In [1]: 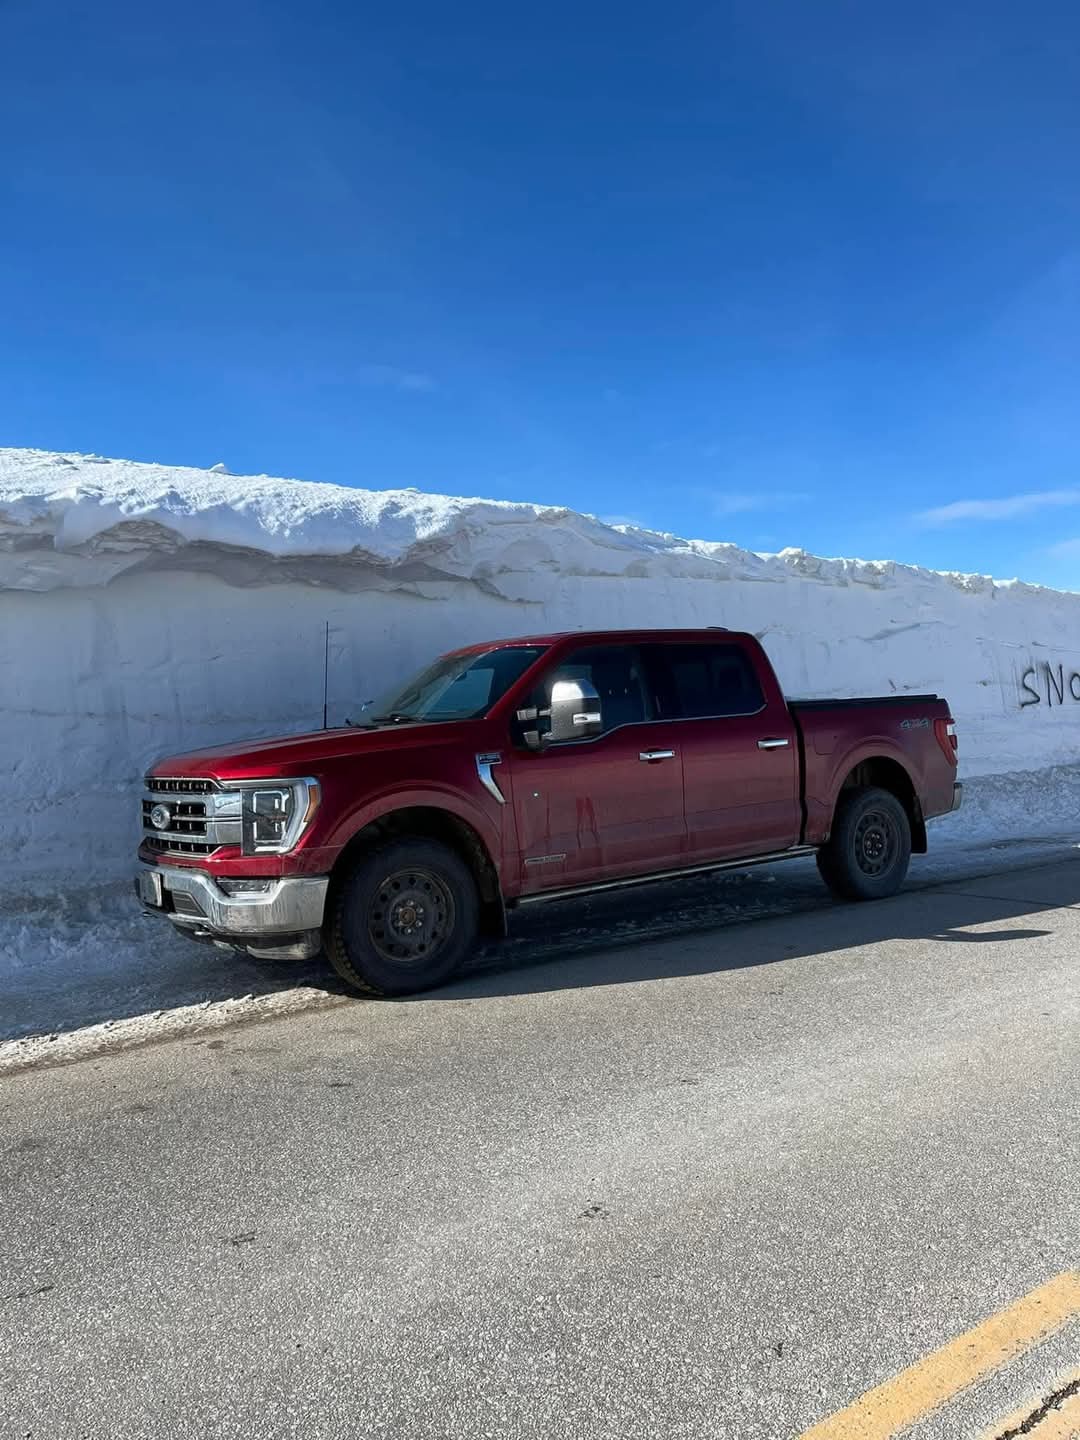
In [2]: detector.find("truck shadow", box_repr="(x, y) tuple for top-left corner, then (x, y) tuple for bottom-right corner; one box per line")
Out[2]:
(3, 863), (823, 1042)
(427, 855), (1079, 1000)
(3, 850), (1076, 1045)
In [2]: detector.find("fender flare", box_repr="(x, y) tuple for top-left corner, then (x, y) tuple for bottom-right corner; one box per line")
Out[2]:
(815, 740), (925, 850)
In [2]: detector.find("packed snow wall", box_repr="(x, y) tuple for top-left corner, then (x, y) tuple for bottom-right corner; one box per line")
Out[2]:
(3, 448), (1080, 894)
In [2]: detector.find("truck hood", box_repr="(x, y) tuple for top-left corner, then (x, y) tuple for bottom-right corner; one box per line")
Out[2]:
(150, 719), (484, 782)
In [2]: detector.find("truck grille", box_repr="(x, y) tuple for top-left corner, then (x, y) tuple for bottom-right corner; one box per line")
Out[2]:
(143, 835), (219, 857)
(141, 777), (242, 856)
(145, 777), (217, 795)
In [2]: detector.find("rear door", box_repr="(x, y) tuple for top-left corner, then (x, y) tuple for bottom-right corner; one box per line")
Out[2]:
(508, 643), (687, 893)
(642, 640), (800, 861)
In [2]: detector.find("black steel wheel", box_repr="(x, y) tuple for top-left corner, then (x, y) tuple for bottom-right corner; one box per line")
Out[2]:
(366, 865), (456, 967)
(325, 838), (479, 996)
(853, 807), (898, 878)
(817, 786), (912, 901)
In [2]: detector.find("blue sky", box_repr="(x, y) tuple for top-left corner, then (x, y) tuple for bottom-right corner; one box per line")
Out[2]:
(2, 1), (1079, 585)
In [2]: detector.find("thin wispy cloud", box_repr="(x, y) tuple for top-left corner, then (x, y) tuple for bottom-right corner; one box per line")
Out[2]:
(357, 363), (436, 393)
(711, 490), (810, 517)
(1047, 536), (1080, 558)
(917, 489), (1080, 526)
(601, 512), (649, 529)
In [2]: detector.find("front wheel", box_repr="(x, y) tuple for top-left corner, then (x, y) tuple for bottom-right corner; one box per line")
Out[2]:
(324, 838), (479, 996)
(816, 786), (912, 902)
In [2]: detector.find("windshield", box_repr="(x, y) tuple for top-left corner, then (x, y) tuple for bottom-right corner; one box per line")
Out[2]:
(366, 645), (547, 724)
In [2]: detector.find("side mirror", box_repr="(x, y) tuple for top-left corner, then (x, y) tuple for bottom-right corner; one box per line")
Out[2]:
(546, 678), (603, 744)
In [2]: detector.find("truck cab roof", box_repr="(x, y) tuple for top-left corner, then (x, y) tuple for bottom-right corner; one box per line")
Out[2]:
(447, 627), (736, 655)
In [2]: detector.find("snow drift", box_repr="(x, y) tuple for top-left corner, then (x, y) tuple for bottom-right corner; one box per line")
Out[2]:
(3, 446), (1080, 896)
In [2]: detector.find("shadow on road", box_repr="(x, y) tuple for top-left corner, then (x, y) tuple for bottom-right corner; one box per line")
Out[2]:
(3, 848), (1078, 1043)
(420, 856), (1080, 1000)
(931, 926), (1051, 943)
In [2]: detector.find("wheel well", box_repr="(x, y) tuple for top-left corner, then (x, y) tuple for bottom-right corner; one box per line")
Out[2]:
(328, 807), (507, 937)
(839, 758), (927, 853)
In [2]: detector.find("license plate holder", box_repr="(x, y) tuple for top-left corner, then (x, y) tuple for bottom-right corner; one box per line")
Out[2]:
(138, 869), (164, 908)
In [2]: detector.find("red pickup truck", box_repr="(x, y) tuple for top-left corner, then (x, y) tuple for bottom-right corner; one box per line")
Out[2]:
(137, 629), (961, 995)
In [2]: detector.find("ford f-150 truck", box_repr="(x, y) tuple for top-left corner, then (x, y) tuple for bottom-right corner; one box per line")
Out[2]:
(137, 629), (961, 995)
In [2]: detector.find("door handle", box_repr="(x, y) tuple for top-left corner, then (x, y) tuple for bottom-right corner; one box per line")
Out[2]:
(639, 749), (676, 762)
(757, 737), (790, 750)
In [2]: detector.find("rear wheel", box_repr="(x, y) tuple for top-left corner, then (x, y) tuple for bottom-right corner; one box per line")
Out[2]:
(324, 838), (479, 996)
(817, 786), (912, 901)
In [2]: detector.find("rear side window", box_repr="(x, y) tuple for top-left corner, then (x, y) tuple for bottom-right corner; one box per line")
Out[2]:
(649, 643), (764, 719)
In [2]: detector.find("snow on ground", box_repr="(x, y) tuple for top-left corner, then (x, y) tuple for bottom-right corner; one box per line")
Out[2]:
(3, 446), (1080, 1064)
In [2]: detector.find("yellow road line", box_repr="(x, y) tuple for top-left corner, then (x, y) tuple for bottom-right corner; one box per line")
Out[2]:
(982, 1372), (1080, 1439)
(798, 1271), (1080, 1440)
(1013, 1388), (1080, 1440)
(1028, 1389), (1080, 1439)
(1042, 1393), (1080, 1440)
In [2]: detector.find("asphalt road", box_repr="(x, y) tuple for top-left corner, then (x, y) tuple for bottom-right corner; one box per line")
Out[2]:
(2, 859), (1079, 1439)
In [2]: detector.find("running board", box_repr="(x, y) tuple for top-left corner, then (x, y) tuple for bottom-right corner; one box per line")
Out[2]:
(511, 846), (817, 907)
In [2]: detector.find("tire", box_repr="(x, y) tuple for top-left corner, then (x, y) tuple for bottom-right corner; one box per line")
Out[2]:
(324, 838), (479, 996)
(816, 786), (912, 902)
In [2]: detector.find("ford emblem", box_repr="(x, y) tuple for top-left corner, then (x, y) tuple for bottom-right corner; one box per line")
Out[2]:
(149, 803), (172, 831)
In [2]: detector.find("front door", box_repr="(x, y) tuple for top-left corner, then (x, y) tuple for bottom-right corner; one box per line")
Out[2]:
(508, 644), (687, 893)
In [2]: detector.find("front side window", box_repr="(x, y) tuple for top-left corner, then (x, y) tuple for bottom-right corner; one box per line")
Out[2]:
(535, 644), (651, 736)
(368, 645), (547, 723)
(648, 643), (764, 719)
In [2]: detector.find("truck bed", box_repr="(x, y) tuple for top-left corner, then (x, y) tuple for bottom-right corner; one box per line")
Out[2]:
(788, 691), (957, 848)
(789, 694), (939, 711)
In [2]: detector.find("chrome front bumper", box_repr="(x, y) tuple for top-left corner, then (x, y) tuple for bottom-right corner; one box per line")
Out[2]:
(951, 782), (964, 812)
(137, 864), (328, 955)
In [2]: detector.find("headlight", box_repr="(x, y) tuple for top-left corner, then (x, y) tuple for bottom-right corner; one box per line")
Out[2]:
(240, 779), (320, 855)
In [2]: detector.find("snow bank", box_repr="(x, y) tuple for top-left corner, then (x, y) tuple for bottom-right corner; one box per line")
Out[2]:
(3, 446), (1080, 895)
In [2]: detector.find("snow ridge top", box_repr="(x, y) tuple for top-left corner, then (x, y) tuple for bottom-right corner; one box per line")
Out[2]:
(0, 446), (1065, 600)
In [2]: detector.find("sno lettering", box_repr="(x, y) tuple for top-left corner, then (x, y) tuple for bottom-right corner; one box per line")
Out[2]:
(1019, 662), (1080, 709)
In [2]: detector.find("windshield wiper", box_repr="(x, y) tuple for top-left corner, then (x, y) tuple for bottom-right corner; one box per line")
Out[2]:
(370, 711), (420, 724)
